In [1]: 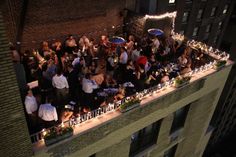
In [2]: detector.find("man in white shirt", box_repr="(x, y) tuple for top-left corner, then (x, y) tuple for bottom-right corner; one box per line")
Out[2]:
(24, 89), (38, 132)
(82, 73), (98, 94)
(52, 69), (69, 106)
(38, 99), (58, 128)
(82, 73), (99, 109)
(119, 47), (128, 64)
(25, 89), (38, 115)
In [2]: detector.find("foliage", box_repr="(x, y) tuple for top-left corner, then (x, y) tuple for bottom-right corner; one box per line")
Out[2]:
(120, 98), (141, 110)
(174, 76), (191, 86)
(44, 126), (73, 141)
(215, 60), (226, 67)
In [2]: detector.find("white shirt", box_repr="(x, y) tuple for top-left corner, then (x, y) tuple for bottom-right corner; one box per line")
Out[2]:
(52, 74), (69, 89)
(24, 95), (38, 114)
(82, 78), (98, 93)
(38, 103), (58, 121)
(119, 51), (128, 64)
(72, 57), (80, 67)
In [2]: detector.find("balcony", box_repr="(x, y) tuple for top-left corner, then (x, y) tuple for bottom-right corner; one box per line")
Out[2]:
(29, 33), (232, 154)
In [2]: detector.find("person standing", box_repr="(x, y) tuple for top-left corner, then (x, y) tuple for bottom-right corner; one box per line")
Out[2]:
(52, 68), (69, 106)
(24, 89), (38, 133)
(82, 73), (99, 110)
(38, 98), (58, 128)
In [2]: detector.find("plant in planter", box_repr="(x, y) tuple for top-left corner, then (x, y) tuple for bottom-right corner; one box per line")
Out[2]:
(214, 60), (226, 70)
(44, 126), (73, 146)
(120, 98), (141, 113)
(174, 76), (191, 88)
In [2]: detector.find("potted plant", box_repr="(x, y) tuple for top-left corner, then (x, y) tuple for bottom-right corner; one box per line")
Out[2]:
(214, 60), (226, 70)
(44, 126), (73, 146)
(174, 76), (191, 88)
(120, 98), (141, 113)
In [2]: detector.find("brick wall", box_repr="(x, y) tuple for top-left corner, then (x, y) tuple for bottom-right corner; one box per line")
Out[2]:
(0, 0), (24, 43)
(20, 0), (125, 50)
(0, 12), (33, 157)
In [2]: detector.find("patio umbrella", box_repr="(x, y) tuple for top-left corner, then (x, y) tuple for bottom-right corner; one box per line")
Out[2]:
(109, 36), (126, 45)
(148, 28), (164, 36)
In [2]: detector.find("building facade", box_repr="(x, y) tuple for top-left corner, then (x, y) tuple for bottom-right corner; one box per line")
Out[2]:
(204, 3), (236, 156)
(126, 0), (235, 48)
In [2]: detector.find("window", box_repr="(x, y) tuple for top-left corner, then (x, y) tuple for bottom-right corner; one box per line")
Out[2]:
(170, 105), (190, 134)
(213, 35), (219, 44)
(179, 30), (185, 35)
(169, 0), (175, 4)
(136, 0), (157, 14)
(186, 0), (192, 3)
(164, 144), (178, 157)
(197, 9), (204, 20)
(210, 7), (216, 17)
(218, 21), (223, 30)
(206, 24), (212, 33)
(129, 120), (162, 157)
(203, 33), (209, 43)
(182, 12), (189, 23)
(223, 5), (229, 14)
(192, 27), (199, 37)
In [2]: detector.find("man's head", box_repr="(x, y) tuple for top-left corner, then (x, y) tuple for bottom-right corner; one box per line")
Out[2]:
(121, 47), (126, 53)
(27, 89), (33, 96)
(56, 68), (62, 76)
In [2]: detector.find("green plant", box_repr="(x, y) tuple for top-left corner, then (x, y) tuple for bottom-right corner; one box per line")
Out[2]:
(120, 98), (141, 110)
(44, 126), (73, 141)
(215, 60), (226, 67)
(174, 76), (191, 85)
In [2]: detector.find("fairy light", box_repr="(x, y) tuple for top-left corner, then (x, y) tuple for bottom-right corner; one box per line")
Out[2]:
(145, 11), (177, 34)
(61, 122), (65, 128)
(42, 129), (47, 136)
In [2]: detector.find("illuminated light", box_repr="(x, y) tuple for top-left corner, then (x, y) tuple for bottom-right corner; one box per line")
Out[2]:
(42, 129), (47, 136)
(144, 11), (177, 34)
(61, 122), (65, 128)
(112, 25), (115, 29)
(87, 112), (92, 119)
(144, 11), (177, 20)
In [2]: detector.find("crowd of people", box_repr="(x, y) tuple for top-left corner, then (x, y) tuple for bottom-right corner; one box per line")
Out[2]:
(10, 32), (212, 134)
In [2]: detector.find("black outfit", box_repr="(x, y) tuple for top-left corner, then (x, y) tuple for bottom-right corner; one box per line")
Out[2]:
(124, 68), (135, 83)
(136, 71), (146, 92)
(67, 69), (79, 101)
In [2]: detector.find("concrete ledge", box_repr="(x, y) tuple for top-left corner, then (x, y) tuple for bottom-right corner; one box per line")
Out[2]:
(45, 78), (205, 156)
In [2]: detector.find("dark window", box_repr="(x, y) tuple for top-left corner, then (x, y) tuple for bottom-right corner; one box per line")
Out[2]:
(135, 0), (157, 14)
(129, 120), (162, 157)
(179, 30), (185, 35)
(182, 12), (190, 23)
(213, 35), (219, 44)
(223, 4), (229, 14)
(170, 105), (190, 134)
(164, 144), (178, 157)
(218, 21), (223, 30)
(210, 7), (217, 17)
(206, 24), (212, 33)
(89, 154), (96, 157)
(197, 9), (204, 20)
(186, 0), (193, 3)
(192, 27), (199, 37)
